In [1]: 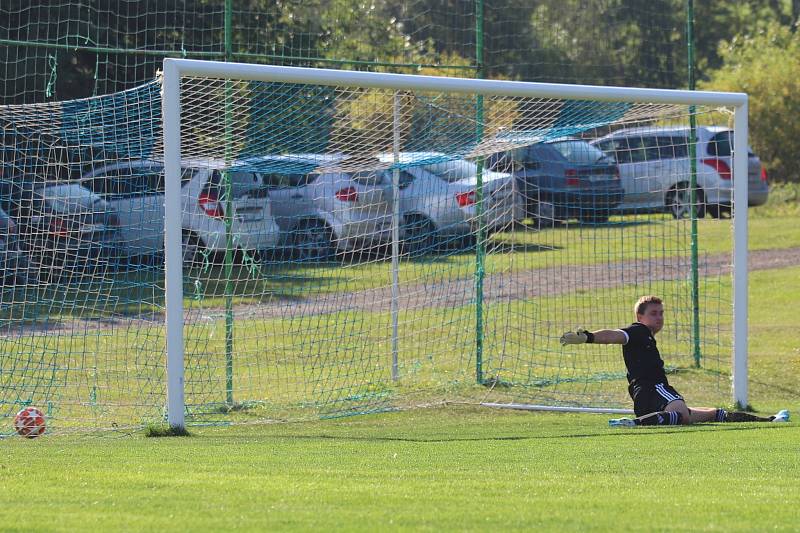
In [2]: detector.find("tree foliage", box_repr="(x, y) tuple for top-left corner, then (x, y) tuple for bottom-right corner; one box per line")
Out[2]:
(1, 0), (799, 177)
(701, 22), (800, 183)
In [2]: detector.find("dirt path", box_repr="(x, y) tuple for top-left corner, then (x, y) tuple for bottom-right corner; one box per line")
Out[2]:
(213, 246), (800, 321)
(6, 246), (800, 335)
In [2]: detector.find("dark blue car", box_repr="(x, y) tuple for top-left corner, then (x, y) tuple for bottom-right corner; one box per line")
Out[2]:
(487, 137), (623, 226)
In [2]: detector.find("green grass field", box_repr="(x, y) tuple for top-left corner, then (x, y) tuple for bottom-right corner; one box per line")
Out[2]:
(1, 406), (798, 531)
(2, 189), (799, 531)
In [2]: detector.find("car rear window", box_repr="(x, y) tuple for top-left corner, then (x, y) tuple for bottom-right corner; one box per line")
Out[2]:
(498, 145), (551, 169)
(206, 170), (262, 198)
(548, 140), (611, 165)
(260, 172), (318, 188)
(40, 184), (99, 212)
(420, 160), (478, 182)
(707, 131), (732, 157)
(350, 171), (382, 185)
(706, 131), (756, 157)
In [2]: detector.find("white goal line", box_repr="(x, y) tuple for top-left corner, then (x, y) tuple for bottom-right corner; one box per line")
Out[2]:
(481, 403), (635, 415)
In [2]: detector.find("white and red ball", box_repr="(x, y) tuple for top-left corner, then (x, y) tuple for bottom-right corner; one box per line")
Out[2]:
(14, 406), (46, 438)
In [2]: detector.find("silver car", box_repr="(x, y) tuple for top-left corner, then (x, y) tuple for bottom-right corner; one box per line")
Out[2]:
(592, 126), (768, 218)
(248, 155), (393, 260)
(80, 159), (281, 263)
(376, 152), (523, 253)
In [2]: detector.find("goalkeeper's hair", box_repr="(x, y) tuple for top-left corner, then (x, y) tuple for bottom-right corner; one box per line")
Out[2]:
(634, 295), (663, 317)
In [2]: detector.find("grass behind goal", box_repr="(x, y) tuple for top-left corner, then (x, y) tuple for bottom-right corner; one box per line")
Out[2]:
(4, 213), (786, 434)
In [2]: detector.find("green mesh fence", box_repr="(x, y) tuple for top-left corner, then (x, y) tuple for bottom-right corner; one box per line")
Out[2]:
(0, 0), (479, 105)
(5, 1), (799, 106)
(7, 1), (780, 106)
(0, 68), (744, 434)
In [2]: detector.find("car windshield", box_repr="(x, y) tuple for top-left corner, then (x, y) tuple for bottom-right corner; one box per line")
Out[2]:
(420, 160), (479, 182)
(548, 140), (611, 165)
(42, 184), (99, 213)
(705, 130), (756, 158)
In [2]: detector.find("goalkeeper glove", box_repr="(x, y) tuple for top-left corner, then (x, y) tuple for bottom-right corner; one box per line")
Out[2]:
(560, 328), (595, 345)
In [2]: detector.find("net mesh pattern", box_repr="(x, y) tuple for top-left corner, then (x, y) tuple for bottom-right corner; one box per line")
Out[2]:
(0, 73), (738, 434)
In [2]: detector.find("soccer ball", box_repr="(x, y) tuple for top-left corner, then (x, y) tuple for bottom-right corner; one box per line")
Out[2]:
(14, 406), (46, 438)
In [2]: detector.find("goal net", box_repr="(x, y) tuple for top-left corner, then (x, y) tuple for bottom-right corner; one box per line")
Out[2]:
(0, 60), (749, 434)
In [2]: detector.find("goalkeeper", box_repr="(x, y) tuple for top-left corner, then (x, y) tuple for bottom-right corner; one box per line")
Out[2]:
(560, 295), (790, 427)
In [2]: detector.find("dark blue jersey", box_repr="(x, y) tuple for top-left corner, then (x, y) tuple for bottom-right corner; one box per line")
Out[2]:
(620, 322), (667, 385)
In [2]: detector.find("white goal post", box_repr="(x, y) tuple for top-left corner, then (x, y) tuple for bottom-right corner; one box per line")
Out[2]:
(161, 58), (749, 429)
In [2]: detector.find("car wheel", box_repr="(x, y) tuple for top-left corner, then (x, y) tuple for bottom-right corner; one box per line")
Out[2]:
(402, 214), (437, 256)
(32, 244), (63, 284)
(528, 200), (556, 230)
(182, 231), (206, 266)
(666, 185), (705, 219)
(706, 204), (731, 219)
(292, 219), (334, 262)
(579, 210), (609, 225)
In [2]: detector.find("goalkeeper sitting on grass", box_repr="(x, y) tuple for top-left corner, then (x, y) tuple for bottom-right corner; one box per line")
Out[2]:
(560, 295), (790, 427)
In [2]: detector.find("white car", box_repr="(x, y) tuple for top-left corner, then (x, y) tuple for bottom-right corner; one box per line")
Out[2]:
(247, 154), (394, 260)
(376, 152), (523, 252)
(80, 159), (281, 263)
(591, 126), (769, 218)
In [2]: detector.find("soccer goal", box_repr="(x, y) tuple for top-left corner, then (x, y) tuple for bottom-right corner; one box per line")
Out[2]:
(160, 58), (750, 429)
(0, 59), (749, 435)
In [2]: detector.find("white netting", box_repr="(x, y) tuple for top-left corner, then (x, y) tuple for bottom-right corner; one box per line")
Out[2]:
(0, 70), (743, 434)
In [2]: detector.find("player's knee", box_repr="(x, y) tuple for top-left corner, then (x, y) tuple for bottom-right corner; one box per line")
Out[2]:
(665, 400), (690, 424)
(665, 407), (690, 424)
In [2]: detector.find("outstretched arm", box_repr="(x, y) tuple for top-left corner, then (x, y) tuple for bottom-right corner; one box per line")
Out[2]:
(560, 328), (626, 345)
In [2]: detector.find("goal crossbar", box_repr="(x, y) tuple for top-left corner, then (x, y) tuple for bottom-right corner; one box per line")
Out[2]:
(166, 59), (746, 107)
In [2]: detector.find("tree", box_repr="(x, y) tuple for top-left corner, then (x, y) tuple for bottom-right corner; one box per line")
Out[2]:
(692, 0), (798, 79)
(701, 22), (800, 183)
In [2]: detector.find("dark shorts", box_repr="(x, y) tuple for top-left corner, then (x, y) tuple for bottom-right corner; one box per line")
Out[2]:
(628, 382), (684, 417)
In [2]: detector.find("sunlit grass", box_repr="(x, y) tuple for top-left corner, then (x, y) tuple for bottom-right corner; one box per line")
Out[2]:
(1, 406), (797, 532)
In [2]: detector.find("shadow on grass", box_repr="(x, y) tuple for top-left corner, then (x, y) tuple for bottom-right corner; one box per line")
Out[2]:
(256, 422), (792, 444)
(0, 212), (669, 322)
(600, 219), (661, 229)
(392, 239), (562, 265)
(145, 423), (191, 437)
